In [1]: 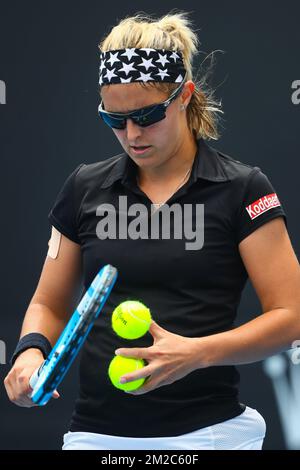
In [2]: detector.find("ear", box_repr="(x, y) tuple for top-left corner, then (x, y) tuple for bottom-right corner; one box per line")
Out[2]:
(181, 81), (195, 107)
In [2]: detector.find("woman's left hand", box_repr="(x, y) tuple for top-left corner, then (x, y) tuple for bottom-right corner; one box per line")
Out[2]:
(114, 320), (206, 395)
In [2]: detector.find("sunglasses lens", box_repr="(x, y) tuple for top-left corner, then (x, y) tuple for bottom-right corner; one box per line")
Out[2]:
(99, 103), (166, 129)
(133, 105), (166, 127)
(99, 112), (126, 129)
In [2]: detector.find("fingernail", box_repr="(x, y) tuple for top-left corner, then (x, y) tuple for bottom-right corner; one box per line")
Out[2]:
(119, 377), (126, 384)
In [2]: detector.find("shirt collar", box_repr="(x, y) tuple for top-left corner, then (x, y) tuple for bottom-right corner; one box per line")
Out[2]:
(100, 137), (230, 189)
(193, 137), (230, 183)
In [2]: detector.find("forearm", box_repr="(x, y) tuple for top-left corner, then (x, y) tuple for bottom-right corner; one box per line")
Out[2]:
(20, 303), (68, 347)
(198, 307), (300, 367)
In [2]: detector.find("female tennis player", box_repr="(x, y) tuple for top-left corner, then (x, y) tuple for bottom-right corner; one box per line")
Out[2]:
(4, 11), (300, 450)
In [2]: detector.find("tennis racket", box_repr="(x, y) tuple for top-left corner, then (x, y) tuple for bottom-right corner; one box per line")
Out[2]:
(29, 264), (118, 406)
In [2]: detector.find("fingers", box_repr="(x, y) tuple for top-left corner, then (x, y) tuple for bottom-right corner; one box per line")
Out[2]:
(125, 375), (162, 396)
(3, 351), (48, 408)
(119, 364), (153, 385)
(4, 371), (37, 407)
(149, 320), (165, 336)
(52, 390), (60, 399)
(13, 395), (38, 408)
(115, 347), (153, 360)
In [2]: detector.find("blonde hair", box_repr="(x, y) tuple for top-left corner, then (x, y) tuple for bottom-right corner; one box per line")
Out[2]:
(98, 11), (224, 140)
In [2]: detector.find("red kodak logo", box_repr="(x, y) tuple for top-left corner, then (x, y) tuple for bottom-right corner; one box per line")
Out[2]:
(246, 193), (281, 220)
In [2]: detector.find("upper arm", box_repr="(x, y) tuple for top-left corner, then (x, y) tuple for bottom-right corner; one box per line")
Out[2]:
(29, 228), (82, 320)
(238, 217), (300, 313)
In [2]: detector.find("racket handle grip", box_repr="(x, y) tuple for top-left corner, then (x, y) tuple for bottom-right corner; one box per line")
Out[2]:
(29, 361), (45, 390)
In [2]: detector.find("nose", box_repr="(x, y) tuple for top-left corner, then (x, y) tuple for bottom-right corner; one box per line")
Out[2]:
(125, 118), (143, 141)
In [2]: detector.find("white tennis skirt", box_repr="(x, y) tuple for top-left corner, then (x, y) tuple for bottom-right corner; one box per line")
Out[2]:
(62, 406), (266, 450)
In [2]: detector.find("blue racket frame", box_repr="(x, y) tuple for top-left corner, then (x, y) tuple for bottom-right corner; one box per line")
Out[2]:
(30, 264), (118, 405)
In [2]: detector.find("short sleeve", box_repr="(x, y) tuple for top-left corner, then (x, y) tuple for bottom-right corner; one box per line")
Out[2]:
(236, 169), (288, 244)
(48, 164), (85, 244)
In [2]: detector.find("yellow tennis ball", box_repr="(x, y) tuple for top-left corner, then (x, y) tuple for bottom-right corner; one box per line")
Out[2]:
(108, 355), (146, 391)
(112, 300), (152, 340)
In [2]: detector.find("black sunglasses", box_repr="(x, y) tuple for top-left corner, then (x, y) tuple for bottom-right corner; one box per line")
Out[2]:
(98, 78), (186, 130)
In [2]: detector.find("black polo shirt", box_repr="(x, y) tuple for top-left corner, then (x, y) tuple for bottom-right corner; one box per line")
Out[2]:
(48, 137), (287, 437)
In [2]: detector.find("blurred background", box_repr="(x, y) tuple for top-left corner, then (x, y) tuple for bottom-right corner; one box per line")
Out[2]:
(0, 0), (299, 450)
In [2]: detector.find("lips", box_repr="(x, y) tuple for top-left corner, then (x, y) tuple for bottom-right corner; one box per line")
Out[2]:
(131, 146), (150, 150)
(130, 145), (152, 155)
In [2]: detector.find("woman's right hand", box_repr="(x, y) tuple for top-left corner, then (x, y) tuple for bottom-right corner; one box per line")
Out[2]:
(4, 348), (60, 407)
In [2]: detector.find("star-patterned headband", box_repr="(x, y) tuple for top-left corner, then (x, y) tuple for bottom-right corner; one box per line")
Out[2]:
(99, 48), (186, 86)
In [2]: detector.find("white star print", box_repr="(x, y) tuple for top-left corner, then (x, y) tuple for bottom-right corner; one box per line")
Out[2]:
(107, 51), (120, 66)
(99, 60), (106, 72)
(137, 72), (154, 82)
(104, 68), (118, 82)
(155, 68), (170, 80)
(170, 51), (180, 62)
(119, 62), (137, 76)
(120, 48), (139, 61)
(138, 57), (155, 71)
(175, 74), (184, 83)
(156, 53), (170, 67)
(140, 48), (156, 56)
(120, 77), (132, 83)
